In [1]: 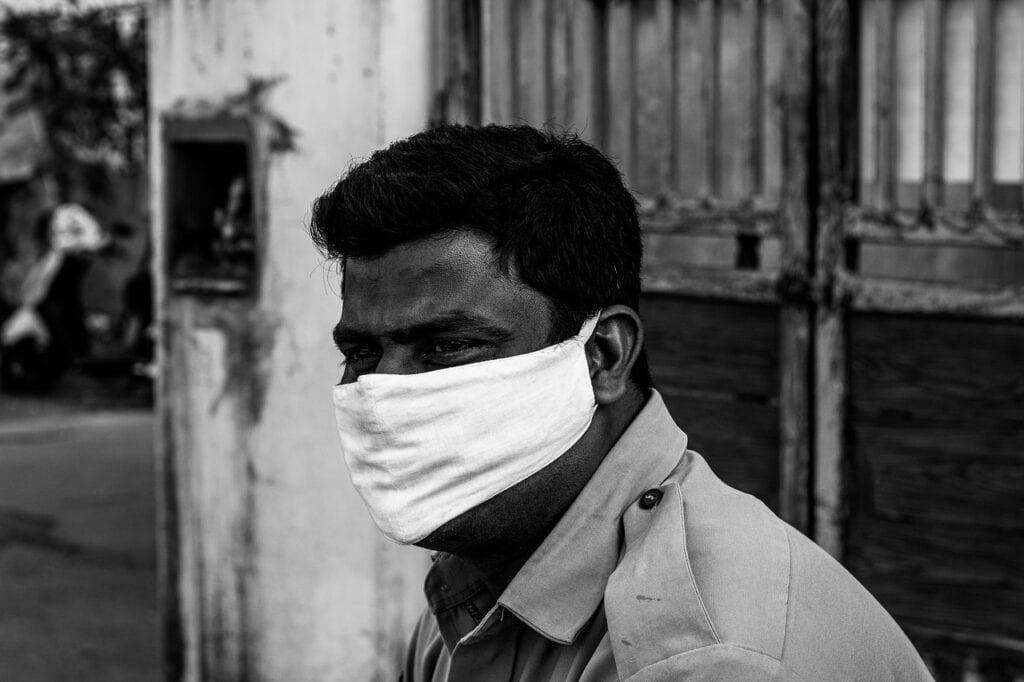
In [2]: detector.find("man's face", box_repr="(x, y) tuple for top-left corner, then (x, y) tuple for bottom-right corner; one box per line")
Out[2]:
(334, 231), (554, 383)
(334, 230), (578, 556)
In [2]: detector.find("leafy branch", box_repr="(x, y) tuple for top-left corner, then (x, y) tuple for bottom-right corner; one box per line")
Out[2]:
(0, 1), (147, 177)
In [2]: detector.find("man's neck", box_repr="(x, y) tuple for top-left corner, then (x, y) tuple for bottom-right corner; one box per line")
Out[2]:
(461, 551), (533, 599)
(451, 388), (648, 597)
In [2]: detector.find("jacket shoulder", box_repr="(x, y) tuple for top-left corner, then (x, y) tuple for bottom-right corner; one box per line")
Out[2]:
(781, 523), (934, 679)
(604, 451), (791, 678)
(605, 451), (933, 681)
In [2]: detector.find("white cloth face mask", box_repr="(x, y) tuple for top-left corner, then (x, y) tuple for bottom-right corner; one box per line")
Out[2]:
(332, 316), (600, 545)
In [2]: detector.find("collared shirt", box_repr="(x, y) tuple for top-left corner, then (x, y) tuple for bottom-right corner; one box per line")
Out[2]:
(403, 391), (933, 681)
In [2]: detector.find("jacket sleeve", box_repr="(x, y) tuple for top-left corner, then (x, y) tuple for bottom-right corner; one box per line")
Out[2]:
(625, 644), (805, 682)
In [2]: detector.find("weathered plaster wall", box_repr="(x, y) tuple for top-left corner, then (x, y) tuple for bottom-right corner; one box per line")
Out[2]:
(149, 2), (432, 680)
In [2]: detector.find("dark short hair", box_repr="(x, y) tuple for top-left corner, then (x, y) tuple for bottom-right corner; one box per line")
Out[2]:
(310, 124), (651, 389)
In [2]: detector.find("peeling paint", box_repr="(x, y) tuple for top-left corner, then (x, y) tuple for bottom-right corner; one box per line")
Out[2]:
(158, 390), (185, 682)
(167, 77), (299, 154)
(153, 1), (434, 678)
(204, 307), (281, 425)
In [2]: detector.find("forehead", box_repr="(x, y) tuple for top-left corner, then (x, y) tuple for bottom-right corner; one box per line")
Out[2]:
(340, 231), (544, 331)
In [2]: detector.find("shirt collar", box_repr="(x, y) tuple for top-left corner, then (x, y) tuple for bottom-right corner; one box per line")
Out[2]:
(497, 390), (687, 644)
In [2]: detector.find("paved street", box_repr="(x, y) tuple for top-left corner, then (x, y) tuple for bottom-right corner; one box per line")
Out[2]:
(0, 407), (159, 682)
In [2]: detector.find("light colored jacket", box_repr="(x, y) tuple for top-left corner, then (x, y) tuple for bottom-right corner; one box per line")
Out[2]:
(405, 391), (934, 681)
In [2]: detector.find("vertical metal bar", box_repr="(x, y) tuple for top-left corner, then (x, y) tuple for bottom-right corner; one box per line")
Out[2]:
(484, 0), (515, 124)
(481, 0), (493, 122)
(513, 0), (531, 122)
(1019, 0), (1024, 215)
(923, 0), (945, 209)
(813, 0), (851, 557)
(752, 0), (767, 199)
(777, 0), (813, 532)
(431, 0), (482, 125)
(858, 0), (877, 204)
(699, 0), (721, 198)
(463, 0), (483, 125)
(812, 264), (846, 557)
(514, 0), (549, 125)
(762, 0), (785, 204)
(939, 0), (974, 210)
(634, 0), (674, 197)
(973, 0), (994, 205)
(990, 0), (1024, 211)
(449, 0), (466, 122)
(894, 0), (926, 209)
(509, 0), (520, 122)
(659, 0), (676, 194)
(429, 0), (449, 124)
(1021, 33), (1024, 216)
(780, 309), (812, 534)
(550, 0), (573, 127)
(875, 0), (896, 209)
(570, 0), (603, 141)
(541, 0), (555, 124)
(675, 0), (708, 197)
(719, 0), (756, 201)
(1020, 0), (1024, 217)
(607, 0), (636, 183)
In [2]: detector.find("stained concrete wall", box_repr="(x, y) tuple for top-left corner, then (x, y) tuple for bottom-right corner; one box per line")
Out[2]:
(149, 2), (432, 680)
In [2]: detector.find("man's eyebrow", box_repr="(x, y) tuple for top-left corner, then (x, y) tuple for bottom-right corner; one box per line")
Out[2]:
(333, 322), (373, 351)
(395, 312), (511, 342)
(332, 311), (511, 349)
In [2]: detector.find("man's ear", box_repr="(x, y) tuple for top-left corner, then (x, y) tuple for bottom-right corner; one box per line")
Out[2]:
(585, 305), (644, 405)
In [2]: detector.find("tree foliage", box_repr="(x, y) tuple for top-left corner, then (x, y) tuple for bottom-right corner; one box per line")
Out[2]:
(0, 1), (147, 177)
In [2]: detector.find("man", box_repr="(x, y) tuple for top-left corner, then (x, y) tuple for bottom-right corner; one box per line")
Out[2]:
(312, 125), (932, 681)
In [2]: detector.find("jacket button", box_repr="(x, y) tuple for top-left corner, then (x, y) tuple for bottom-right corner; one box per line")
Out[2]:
(638, 489), (663, 510)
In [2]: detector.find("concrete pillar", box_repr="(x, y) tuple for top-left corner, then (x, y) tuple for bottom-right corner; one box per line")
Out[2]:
(149, 2), (432, 679)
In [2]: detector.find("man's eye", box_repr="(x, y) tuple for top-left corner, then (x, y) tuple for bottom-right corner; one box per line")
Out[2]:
(429, 339), (478, 355)
(342, 346), (379, 363)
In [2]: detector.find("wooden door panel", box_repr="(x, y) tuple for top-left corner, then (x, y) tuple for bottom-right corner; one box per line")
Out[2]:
(438, 0), (810, 543)
(848, 313), (1024, 428)
(663, 393), (781, 508)
(473, 0), (795, 207)
(434, 0), (1024, 675)
(844, 313), (1024, 670)
(643, 295), (779, 395)
(643, 295), (781, 509)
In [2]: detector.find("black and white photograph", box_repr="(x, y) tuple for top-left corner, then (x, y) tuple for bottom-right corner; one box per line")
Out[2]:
(0, 0), (1021, 680)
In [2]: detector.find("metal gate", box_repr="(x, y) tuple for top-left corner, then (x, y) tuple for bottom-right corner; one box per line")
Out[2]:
(432, 0), (1024, 677)
(821, 0), (1024, 676)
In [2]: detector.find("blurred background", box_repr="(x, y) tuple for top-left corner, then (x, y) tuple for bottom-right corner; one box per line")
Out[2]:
(0, 0), (1021, 680)
(0, 1), (156, 681)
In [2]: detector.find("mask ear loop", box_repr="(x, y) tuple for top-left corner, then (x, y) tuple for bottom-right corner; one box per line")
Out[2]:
(548, 315), (600, 351)
(576, 315), (602, 344)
